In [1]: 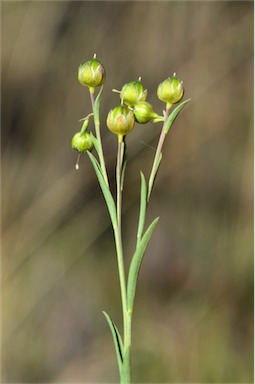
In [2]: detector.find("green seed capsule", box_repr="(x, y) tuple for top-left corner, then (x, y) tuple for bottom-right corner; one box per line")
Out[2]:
(78, 59), (105, 88)
(71, 132), (94, 153)
(133, 101), (159, 124)
(157, 75), (184, 106)
(106, 105), (135, 139)
(120, 81), (147, 108)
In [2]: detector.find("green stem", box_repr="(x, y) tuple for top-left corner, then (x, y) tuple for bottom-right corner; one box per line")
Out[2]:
(117, 139), (125, 228)
(147, 106), (171, 201)
(115, 137), (131, 383)
(116, 139), (127, 334)
(113, 224), (127, 348)
(122, 312), (132, 384)
(89, 87), (109, 187)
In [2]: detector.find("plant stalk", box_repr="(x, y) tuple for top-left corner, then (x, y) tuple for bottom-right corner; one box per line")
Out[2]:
(115, 138), (131, 383)
(89, 88), (109, 187)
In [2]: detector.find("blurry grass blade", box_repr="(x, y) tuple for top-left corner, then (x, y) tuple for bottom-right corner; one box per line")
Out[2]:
(136, 172), (147, 246)
(164, 98), (191, 134)
(103, 311), (124, 376)
(127, 217), (159, 311)
(87, 151), (117, 225)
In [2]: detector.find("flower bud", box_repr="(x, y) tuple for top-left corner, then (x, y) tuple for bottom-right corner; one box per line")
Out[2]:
(157, 75), (184, 106)
(78, 59), (105, 88)
(106, 105), (135, 139)
(71, 132), (94, 152)
(120, 81), (147, 108)
(133, 101), (159, 124)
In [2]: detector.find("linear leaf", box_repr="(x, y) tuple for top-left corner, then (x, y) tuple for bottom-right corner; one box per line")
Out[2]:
(147, 151), (162, 202)
(127, 217), (159, 311)
(136, 172), (147, 246)
(103, 311), (124, 376)
(93, 85), (104, 126)
(164, 98), (191, 135)
(87, 151), (117, 226)
(90, 135), (100, 156)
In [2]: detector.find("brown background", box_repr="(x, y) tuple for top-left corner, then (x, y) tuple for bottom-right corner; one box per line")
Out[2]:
(1, 1), (253, 382)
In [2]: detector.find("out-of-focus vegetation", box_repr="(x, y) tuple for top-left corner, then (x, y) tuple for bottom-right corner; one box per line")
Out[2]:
(1, 1), (253, 382)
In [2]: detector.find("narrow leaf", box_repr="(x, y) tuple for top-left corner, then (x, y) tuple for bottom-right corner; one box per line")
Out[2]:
(88, 150), (103, 177)
(87, 151), (117, 226)
(136, 172), (147, 246)
(103, 311), (124, 376)
(93, 85), (104, 126)
(155, 151), (163, 179)
(127, 217), (159, 311)
(164, 98), (191, 135)
(90, 135), (100, 156)
(147, 152), (162, 202)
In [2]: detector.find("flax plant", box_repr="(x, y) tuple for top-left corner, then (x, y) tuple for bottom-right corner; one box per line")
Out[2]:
(71, 54), (190, 383)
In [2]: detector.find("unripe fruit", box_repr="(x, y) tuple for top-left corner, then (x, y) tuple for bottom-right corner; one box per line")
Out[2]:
(71, 132), (94, 153)
(157, 75), (184, 106)
(106, 105), (135, 138)
(120, 81), (147, 108)
(133, 101), (159, 124)
(78, 59), (105, 88)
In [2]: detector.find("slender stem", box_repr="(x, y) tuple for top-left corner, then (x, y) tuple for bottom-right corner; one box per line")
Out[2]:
(124, 306), (132, 383)
(113, 225), (127, 343)
(89, 88), (109, 187)
(116, 138), (132, 384)
(117, 140), (124, 227)
(147, 107), (171, 201)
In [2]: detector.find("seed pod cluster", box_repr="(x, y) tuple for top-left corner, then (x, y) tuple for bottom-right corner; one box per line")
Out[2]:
(75, 55), (185, 144)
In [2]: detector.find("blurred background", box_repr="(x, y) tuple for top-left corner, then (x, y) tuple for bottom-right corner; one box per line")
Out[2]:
(1, 1), (253, 383)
